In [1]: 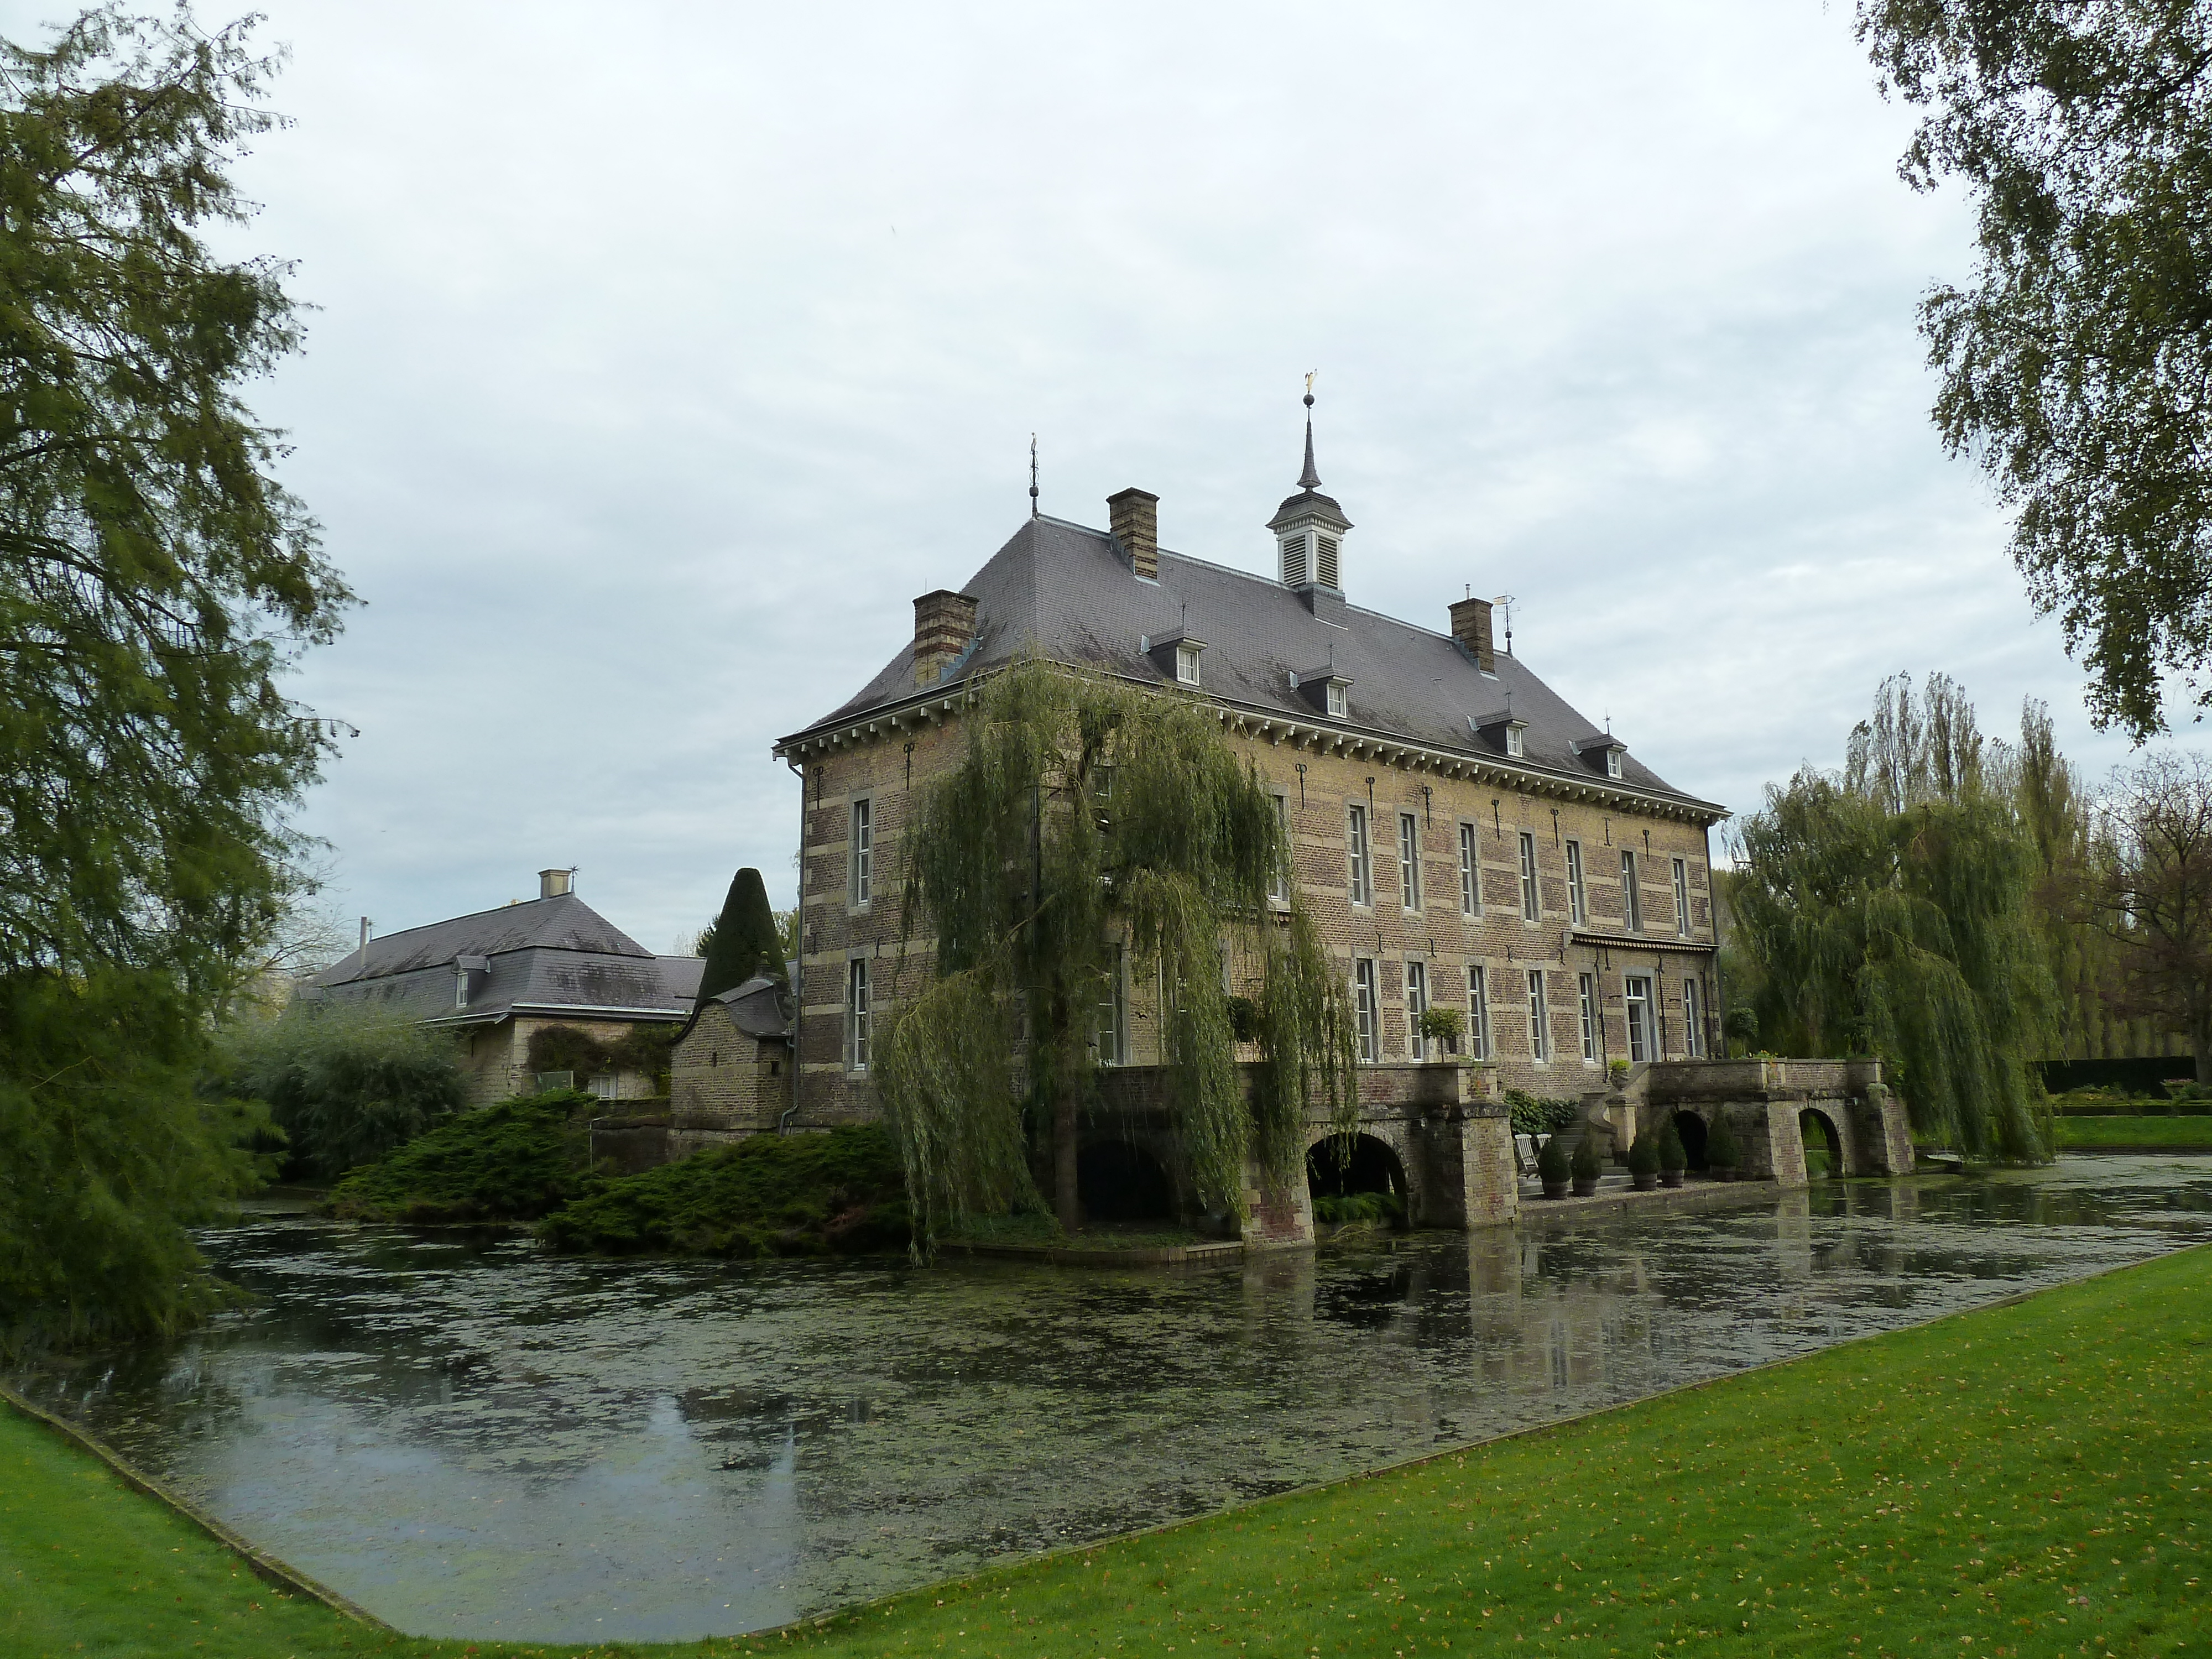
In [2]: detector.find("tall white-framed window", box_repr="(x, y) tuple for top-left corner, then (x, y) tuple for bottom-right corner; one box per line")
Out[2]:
(1683, 976), (1704, 1058)
(1406, 959), (1429, 1059)
(1354, 957), (1379, 1063)
(846, 957), (871, 1071)
(1527, 968), (1550, 1062)
(1624, 973), (1652, 1063)
(1399, 812), (1421, 910)
(1672, 857), (1691, 935)
(1606, 749), (1624, 779)
(1621, 848), (1642, 932)
(1096, 945), (1125, 1065)
(1326, 682), (1347, 718)
(1467, 964), (1490, 1062)
(1347, 805), (1373, 907)
(1566, 840), (1587, 926)
(1175, 643), (1202, 685)
(1577, 972), (1599, 1063)
(1518, 831), (1540, 922)
(1505, 724), (1525, 758)
(1269, 793), (1291, 904)
(850, 797), (873, 908)
(1458, 823), (1478, 915)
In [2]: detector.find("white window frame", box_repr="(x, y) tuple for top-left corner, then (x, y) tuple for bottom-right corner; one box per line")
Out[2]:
(1518, 831), (1540, 922)
(1505, 725), (1525, 758)
(1683, 975), (1704, 1058)
(1097, 945), (1125, 1065)
(1326, 681), (1347, 718)
(1354, 957), (1379, 1063)
(1175, 643), (1201, 686)
(1566, 839), (1587, 926)
(1606, 749), (1624, 779)
(850, 796), (874, 910)
(1406, 958), (1428, 1060)
(1347, 804), (1373, 908)
(1269, 792), (1291, 904)
(846, 956), (872, 1071)
(1577, 971), (1599, 1064)
(1467, 964), (1490, 1062)
(1624, 973), (1652, 1064)
(1458, 822), (1478, 916)
(1621, 848), (1642, 932)
(1398, 812), (1421, 911)
(1672, 857), (1691, 935)
(1527, 968), (1549, 1063)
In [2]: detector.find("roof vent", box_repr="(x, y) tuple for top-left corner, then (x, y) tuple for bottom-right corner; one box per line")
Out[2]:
(540, 868), (573, 900)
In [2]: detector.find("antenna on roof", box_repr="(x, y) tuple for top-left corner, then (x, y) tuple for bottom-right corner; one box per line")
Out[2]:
(1493, 593), (1515, 656)
(1029, 434), (1039, 520)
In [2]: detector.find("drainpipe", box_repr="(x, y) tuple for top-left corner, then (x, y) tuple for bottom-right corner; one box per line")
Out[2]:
(780, 755), (806, 1134)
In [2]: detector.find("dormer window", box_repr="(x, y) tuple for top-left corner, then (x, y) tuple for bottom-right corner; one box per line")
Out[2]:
(1573, 733), (1628, 780)
(1326, 681), (1346, 717)
(1176, 643), (1201, 686)
(1505, 725), (1525, 758)
(1295, 665), (1353, 719)
(1145, 633), (1207, 686)
(1473, 712), (1529, 758)
(1606, 749), (1623, 779)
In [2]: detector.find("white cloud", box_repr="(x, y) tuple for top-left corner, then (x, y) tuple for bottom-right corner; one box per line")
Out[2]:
(6, 0), (2187, 951)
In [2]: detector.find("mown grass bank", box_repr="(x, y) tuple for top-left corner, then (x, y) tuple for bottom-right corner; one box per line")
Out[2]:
(2052, 1115), (2212, 1150)
(6, 1247), (2207, 1658)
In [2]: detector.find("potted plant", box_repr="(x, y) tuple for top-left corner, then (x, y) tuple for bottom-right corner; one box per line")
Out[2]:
(1606, 1057), (1631, 1092)
(1418, 1005), (1464, 1058)
(1627, 1125), (1660, 1191)
(1707, 1110), (1740, 1182)
(1569, 1131), (1603, 1197)
(1537, 1133), (1571, 1199)
(1657, 1116), (1687, 1188)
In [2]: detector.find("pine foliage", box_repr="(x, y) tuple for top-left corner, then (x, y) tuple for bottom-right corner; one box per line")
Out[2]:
(877, 660), (1357, 1246)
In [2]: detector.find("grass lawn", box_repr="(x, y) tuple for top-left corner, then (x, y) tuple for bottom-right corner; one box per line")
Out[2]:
(6, 1248), (2209, 1659)
(2052, 1116), (2212, 1149)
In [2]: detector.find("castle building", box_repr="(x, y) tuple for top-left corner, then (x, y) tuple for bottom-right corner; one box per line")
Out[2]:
(306, 868), (702, 1103)
(769, 404), (1731, 1157)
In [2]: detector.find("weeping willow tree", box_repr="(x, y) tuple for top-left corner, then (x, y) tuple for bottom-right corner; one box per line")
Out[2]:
(874, 659), (1357, 1245)
(1731, 674), (2056, 1160)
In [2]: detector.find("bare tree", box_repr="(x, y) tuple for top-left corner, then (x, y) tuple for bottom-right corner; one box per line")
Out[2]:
(2091, 752), (2212, 1083)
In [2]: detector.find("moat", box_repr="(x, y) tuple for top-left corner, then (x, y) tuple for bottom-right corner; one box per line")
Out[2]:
(13, 1156), (2212, 1644)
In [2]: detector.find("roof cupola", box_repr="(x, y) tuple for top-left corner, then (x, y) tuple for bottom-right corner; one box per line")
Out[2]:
(1268, 376), (1352, 595)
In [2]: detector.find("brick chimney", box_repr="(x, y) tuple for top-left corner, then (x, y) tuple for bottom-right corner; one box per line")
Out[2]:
(1449, 596), (1496, 674)
(539, 867), (573, 899)
(913, 589), (979, 687)
(1108, 487), (1159, 580)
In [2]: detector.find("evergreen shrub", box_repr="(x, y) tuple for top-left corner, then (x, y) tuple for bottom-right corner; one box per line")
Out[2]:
(1569, 1133), (1603, 1183)
(326, 1091), (596, 1223)
(1506, 1090), (1580, 1138)
(1536, 1134), (1571, 1186)
(1658, 1117), (1688, 1172)
(1627, 1128), (1660, 1177)
(1313, 1189), (1404, 1225)
(1707, 1110), (1741, 1170)
(538, 1124), (909, 1258)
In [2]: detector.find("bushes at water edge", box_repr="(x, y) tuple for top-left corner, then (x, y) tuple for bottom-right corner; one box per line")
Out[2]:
(538, 1124), (909, 1257)
(325, 1091), (597, 1223)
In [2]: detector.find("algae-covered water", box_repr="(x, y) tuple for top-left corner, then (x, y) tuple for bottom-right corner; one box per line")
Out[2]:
(14, 1156), (2212, 1644)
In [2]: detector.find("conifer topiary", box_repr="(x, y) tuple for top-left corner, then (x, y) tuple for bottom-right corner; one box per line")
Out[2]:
(1537, 1133), (1572, 1186)
(1628, 1126), (1660, 1177)
(1658, 1115), (1688, 1172)
(696, 867), (786, 1003)
(1569, 1131), (1603, 1184)
(1707, 1109), (1741, 1170)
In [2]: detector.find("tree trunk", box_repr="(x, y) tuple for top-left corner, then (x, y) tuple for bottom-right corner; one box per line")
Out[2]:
(1053, 1082), (1081, 1232)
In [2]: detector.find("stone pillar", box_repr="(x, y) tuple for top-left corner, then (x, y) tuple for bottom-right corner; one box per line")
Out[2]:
(1766, 1098), (1809, 1190)
(1241, 1153), (1314, 1249)
(1462, 1106), (1520, 1227)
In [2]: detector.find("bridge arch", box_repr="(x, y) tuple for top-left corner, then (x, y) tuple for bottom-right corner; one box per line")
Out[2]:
(1077, 1138), (1175, 1222)
(1670, 1109), (1710, 1172)
(1799, 1107), (1844, 1181)
(1307, 1131), (1408, 1227)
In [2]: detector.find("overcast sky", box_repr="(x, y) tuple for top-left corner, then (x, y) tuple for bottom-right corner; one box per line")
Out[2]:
(18, 1), (2197, 956)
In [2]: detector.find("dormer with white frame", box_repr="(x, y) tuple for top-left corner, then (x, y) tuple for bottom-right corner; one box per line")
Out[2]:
(1291, 665), (1353, 719)
(1473, 711), (1529, 759)
(1574, 734), (1628, 780)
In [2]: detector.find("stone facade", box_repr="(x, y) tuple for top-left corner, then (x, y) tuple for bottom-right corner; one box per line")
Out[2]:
(667, 999), (794, 1156)
(455, 1014), (667, 1106)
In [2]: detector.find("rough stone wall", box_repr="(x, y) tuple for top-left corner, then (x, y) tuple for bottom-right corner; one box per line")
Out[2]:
(455, 1015), (668, 1106)
(667, 1000), (792, 1154)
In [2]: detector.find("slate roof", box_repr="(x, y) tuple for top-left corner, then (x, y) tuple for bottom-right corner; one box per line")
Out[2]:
(306, 893), (702, 1026)
(778, 515), (1724, 821)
